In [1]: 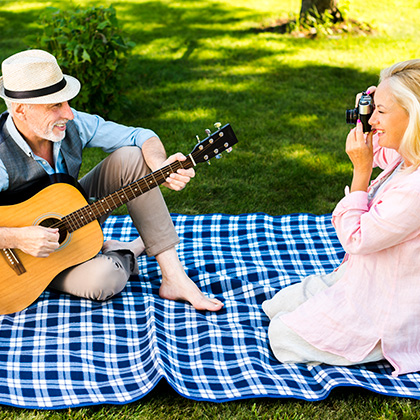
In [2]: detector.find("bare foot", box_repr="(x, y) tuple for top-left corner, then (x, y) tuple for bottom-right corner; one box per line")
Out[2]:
(159, 273), (224, 312)
(101, 236), (145, 258)
(156, 247), (224, 312)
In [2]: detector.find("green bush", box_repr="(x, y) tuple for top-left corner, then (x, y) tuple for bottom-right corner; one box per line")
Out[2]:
(34, 6), (135, 118)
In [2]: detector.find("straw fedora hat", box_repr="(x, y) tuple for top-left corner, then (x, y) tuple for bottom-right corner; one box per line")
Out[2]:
(0, 49), (81, 104)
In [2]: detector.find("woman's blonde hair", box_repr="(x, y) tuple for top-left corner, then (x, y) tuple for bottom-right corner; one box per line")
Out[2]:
(379, 59), (420, 170)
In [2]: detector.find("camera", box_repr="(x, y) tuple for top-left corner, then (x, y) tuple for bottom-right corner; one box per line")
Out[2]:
(346, 91), (373, 133)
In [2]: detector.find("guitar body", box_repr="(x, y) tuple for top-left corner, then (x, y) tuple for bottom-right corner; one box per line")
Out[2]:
(0, 178), (103, 315)
(0, 122), (238, 314)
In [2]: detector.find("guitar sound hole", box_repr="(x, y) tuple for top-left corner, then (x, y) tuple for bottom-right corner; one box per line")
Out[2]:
(39, 217), (69, 244)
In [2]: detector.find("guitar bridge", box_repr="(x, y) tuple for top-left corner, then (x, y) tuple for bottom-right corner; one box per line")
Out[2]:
(1, 248), (26, 275)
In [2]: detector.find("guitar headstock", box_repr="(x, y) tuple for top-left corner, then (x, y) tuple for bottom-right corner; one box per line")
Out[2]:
(189, 123), (238, 165)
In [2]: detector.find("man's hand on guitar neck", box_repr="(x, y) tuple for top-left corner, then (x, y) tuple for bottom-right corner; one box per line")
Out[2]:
(0, 226), (60, 258)
(159, 153), (195, 191)
(141, 137), (195, 192)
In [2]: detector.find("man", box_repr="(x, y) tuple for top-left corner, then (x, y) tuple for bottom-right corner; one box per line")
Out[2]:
(0, 49), (223, 311)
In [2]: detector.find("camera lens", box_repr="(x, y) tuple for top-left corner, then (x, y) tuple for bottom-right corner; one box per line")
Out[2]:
(346, 108), (358, 125)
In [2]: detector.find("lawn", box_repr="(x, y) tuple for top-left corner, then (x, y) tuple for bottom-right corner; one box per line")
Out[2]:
(0, 0), (420, 418)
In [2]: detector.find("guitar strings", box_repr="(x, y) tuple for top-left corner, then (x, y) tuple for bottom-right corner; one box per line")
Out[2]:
(48, 134), (225, 233)
(49, 159), (187, 232)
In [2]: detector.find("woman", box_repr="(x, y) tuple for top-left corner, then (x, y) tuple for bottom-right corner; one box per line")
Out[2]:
(263, 59), (420, 377)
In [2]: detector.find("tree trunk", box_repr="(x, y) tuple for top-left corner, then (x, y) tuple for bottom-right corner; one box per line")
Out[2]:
(300, 0), (343, 23)
(300, 0), (337, 15)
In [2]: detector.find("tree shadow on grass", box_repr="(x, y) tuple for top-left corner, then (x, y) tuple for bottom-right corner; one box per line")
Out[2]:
(0, 8), (44, 61)
(129, 61), (377, 214)
(0, 1), (380, 214)
(98, 1), (380, 214)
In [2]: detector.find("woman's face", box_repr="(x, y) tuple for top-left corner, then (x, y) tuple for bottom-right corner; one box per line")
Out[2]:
(369, 80), (409, 154)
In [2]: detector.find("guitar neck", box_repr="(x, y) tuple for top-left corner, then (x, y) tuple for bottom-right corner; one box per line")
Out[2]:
(55, 122), (238, 234)
(62, 156), (194, 233)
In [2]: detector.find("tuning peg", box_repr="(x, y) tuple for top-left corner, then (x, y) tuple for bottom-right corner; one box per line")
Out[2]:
(196, 135), (200, 143)
(214, 122), (222, 130)
(216, 154), (222, 159)
(205, 129), (211, 136)
(226, 147), (232, 153)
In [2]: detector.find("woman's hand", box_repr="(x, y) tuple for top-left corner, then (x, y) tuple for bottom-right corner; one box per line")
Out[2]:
(355, 85), (376, 106)
(346, 120), (374, 192)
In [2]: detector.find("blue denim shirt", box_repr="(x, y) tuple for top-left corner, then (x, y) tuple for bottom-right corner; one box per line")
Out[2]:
(0, 108), (158, 191)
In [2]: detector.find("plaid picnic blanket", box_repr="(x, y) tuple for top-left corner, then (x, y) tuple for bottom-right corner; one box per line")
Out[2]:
(1, 213), (420, 409)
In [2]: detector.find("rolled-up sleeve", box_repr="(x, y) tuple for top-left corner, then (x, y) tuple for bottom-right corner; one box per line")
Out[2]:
(72, 109), (159, 153)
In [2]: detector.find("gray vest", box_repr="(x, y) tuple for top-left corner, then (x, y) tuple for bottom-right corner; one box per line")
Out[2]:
(0, 111), (84, 192)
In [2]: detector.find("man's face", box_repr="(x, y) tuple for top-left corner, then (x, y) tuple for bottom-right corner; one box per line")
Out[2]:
(22, 102), (74, 143)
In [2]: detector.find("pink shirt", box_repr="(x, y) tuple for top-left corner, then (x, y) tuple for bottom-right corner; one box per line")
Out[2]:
(281, 136), (420, 376)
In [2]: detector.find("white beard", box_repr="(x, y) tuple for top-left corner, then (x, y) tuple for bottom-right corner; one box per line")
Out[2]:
(26, 119), (67, 143)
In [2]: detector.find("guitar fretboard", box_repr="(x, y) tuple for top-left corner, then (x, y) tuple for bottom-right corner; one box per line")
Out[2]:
(57, 158), (192, 233)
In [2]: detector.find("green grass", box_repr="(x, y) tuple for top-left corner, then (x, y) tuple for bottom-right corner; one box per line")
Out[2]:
(1, 0), (420, 417)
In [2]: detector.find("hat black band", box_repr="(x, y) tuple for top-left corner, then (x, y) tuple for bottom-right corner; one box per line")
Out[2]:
(4, 78), (67, 99)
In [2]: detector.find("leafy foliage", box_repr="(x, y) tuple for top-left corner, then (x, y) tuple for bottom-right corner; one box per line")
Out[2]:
(34, 6), (135, 118)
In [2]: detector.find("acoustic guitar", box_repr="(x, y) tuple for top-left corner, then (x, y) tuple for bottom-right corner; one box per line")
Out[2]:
(0, 123), (238, 315)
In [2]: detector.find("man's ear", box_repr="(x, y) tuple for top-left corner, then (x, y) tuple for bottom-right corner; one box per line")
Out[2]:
(11, 103), (26, 122)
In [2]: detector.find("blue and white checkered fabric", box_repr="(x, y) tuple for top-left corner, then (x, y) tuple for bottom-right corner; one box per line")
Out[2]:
(1, 213), (420, 409)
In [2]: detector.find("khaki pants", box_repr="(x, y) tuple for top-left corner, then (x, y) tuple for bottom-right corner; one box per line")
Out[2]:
(49, 146), (179, 301)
